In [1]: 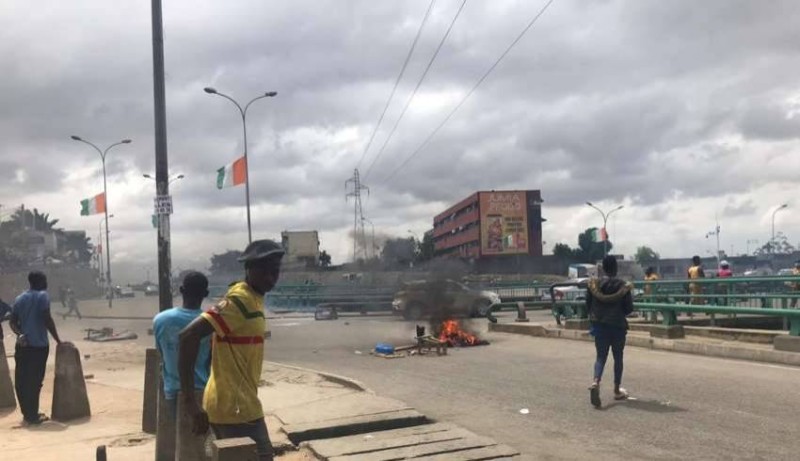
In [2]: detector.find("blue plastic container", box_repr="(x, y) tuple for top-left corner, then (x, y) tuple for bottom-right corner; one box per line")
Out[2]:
(375, 343), (395, 355)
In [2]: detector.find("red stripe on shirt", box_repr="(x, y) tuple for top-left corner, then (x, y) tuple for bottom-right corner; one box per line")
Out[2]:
(215, 335), (264, 345)
(206, 310), (231, 336)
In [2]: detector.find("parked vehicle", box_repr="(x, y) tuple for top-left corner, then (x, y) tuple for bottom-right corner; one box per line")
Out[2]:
(392, 279), (501, 321)
(144, 285), (159, 296)
(118, 286), (135, 298)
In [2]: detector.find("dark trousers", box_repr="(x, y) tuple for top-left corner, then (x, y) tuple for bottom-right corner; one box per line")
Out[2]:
(593, 324), (626, 385)
(211, 418), (273, 461)
(14, 346), (49, 422)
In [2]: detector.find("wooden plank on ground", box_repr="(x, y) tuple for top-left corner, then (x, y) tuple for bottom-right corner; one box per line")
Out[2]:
(329, 436), (497, 461)
(305, 422), (456, 452)
(308, 427), (474, 459)
(411, 444), (520, 461)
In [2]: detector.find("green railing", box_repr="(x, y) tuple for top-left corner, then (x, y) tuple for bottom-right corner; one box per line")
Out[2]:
(546, 276), (800, 336)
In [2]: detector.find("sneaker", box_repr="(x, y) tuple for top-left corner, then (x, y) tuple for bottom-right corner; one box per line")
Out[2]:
(588, 382), (601, 409)
(614, 388), (629, 401)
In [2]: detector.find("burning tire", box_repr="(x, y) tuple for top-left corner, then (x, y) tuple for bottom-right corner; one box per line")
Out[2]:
(403, 302), (426, 321)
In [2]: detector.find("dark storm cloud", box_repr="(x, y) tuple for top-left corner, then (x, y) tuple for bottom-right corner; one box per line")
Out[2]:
(2, 0), (800, 268)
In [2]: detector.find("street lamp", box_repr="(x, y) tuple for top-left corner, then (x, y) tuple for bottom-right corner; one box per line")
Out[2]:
(585, 202), (624, 257)
(143, 173), (184, 184)
(771, 204), (788, 255)
(97, 214), (114, 284)
(204, 87), (278, 243)
(72, 135), (131, 308)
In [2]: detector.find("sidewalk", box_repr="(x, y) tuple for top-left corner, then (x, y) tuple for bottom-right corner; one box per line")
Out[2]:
(2, 332), (518, 460)
(489, 320), (800, 367)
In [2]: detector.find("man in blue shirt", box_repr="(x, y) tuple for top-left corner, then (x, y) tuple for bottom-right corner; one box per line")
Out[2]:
(153, 271), (211, 418)
(10, 271), (65, 425)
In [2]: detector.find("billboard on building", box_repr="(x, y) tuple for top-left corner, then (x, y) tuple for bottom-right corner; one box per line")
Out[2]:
(479, 191), (529, 255)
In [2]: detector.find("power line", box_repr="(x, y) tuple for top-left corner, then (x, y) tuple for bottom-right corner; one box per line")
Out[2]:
(364, 0), (469, 180)
(356, 0), (437, 170)
(381, 0), (557, 184)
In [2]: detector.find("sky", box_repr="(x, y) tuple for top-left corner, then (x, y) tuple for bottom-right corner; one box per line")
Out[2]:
(2, 0), (800, 282)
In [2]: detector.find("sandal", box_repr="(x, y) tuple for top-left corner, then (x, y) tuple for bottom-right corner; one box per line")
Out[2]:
(614, 388), (629, 401)
(588, 382), (601, 409)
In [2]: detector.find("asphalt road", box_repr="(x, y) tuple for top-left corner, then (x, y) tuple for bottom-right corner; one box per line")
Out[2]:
(266, 311), (800, 461)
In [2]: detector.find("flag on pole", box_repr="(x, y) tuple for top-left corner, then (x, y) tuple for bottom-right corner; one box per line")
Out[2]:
(216, 156), (247, 189)
(80, 193), (106, 216)
(590, 228), (608, 242)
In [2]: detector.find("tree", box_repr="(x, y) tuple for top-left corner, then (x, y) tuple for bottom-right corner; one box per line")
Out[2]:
(210, 250), (243, 275)
(381, 238), (416, 267)
(577, 227), (613, 263)
(416, 232), (435, 262)
(634, 246), (660, 265)
(756, 232), (796, 255)
(10, 208), (60, 231)
(553, 243), (577, 260)
(319, 250), (332, 267)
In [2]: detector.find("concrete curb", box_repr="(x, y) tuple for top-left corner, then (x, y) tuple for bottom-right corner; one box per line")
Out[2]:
(489, 322), (800, 367)
(265, 361), (373, 393)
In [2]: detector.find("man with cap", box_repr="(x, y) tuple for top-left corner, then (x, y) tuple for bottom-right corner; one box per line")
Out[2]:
(179, 239), (284, 461)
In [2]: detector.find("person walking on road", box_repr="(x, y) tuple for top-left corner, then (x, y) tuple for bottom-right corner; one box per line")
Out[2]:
(587, 256), (634, 409)
(153, 271), (211, 417)
(9, 271), (66, 425)
(179, 239), (285, 461)
(63, 288), (83, 320)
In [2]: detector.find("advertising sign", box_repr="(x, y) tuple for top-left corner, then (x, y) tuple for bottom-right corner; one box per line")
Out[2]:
(479, 191), (529, 255)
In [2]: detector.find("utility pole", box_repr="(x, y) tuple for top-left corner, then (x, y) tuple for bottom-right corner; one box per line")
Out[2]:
(706, 219), (721, 269)
(345, 169), (369, 262)
(151, 0), (171, 312)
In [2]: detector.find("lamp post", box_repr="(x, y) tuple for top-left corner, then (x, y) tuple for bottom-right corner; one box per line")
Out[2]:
(771, 204), (788, 255)
(97, 214), (114, 288)
(585, 202), (624, 257)
(204, 87), (277, 243)
(72, 136), (131, 308)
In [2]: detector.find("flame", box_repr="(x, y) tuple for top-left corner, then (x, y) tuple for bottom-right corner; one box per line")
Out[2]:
(438, 319), (484, 347)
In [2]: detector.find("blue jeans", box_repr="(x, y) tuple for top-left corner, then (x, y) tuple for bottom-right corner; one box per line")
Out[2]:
(211, 418), (273, 461)
(592, 324), (626, 386)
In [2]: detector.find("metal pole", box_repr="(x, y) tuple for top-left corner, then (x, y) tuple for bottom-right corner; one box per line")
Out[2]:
(241, 110), (252, 243)
(101, 158), (113, 308)
(152, 0), (172, 313)
(602, 215), (608, 257)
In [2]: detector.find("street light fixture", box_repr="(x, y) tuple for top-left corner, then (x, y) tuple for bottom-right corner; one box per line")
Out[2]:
(585, 202), (624, 258)
(204, 87), (278, 243)
(71, 135), (131, 308)
(143, 173), (185, 184)
(771, 204), (789, 255)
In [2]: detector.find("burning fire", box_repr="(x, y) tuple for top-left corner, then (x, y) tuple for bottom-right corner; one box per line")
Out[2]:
(437, 319), (488, 347)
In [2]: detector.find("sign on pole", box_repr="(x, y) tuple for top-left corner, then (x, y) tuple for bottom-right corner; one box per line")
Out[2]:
(153, 195), (173, 215)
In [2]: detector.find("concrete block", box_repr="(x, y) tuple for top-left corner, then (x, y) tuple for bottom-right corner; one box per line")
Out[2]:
(176, 390), (206, 461)
(155, 380), (175, 461)
(212, 437), (258, 461)
(774, 335), (800, 353)
(564, 319), (590, 331)
(142, 348), (159, 434)
(0, 340), (17, 409)
(650, 325), (685, 339)
(51, 342), (91, 421)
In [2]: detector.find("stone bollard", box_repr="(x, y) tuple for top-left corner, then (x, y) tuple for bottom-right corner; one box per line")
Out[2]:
(212, 437), (258, 461)
(0, 339), (17, 409)
(51, 342), (91, 421)
(515, 302), (530, 323)
(155, 382), (176, 461)
(176, 390), (206, 461)
(142, 348), (159, 434)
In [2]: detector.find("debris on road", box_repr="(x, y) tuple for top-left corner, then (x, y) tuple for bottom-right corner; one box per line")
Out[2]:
(519, 408), (530, 415)
(84, 327), (138, 342)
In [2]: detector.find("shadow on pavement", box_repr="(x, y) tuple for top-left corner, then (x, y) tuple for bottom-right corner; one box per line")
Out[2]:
(603, 398), (687, 413)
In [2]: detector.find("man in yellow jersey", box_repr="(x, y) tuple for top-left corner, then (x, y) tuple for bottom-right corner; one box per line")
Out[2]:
(643, 267), (660, 321)
(179, 239), (284, 460)
(687, 255), (705, 306)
